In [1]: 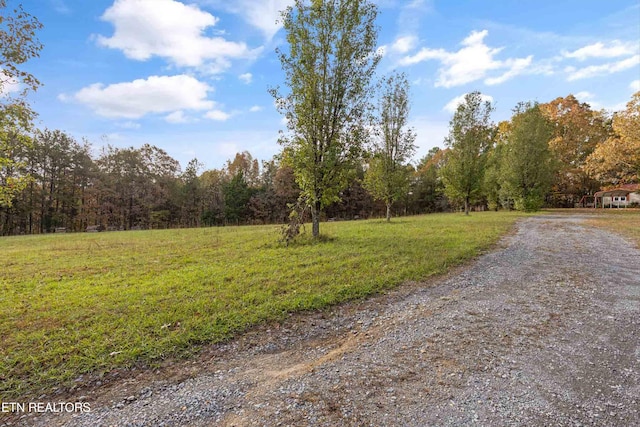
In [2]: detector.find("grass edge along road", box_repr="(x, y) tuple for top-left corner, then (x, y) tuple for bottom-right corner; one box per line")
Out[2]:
(1, 212), (528, 400)
(582, 209), (640, 247)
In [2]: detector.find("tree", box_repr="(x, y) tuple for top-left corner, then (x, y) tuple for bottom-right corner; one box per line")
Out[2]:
(364, 72), (416, 222)
(586, 92), (640, 185)
(412, 147), (449, 213)
(226, 151), (260, 187)
(540, 94), (610, 206)
(500, 102), (555, 211)
(180, 158), (204, 227)
(0, 0), (43, 207)
(483, 121), (509, 211)
(271, 0), (380, 237)
(200, 168), (226, 226)
(440, 92), (494, 215)
(223, 171), (252, 224)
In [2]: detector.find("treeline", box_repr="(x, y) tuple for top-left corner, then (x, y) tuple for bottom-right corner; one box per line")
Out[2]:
(0, 131), (448, 235)
(440, 92), (639, 213)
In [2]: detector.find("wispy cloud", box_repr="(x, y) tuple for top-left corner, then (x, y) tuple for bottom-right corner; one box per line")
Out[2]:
(565, 55), (640, 81)
(443, 93), (494, 113)
(197, 0), (294, 40)
(563, 40), (638, 61)
(399, 30), (535, 88)
(165, 111), (190, 124)
(51, 0), (71, 14)
(204, 110), (232, 121)
(239, 73), (253, 84)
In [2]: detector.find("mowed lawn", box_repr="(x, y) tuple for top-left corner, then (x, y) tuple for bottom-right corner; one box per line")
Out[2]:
(1, 212), (527, 399)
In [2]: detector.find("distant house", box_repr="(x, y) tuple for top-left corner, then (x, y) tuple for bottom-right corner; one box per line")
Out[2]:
(593, 183), (640, 208)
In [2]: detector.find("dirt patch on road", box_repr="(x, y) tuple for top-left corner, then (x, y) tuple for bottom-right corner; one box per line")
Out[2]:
(7, 214), (640, 426)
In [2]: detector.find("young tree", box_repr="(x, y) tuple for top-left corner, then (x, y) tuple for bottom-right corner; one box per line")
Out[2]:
(586, 92), (640, 185)
(440, 92), (494, 215)
(364, 72), (416, 222)
(0, 0), (43, 207)
(271, 0), (380, 237)
(500, 102), (555, 211)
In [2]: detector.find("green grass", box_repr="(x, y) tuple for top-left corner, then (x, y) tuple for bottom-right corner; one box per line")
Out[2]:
(1, 212), (527, 399)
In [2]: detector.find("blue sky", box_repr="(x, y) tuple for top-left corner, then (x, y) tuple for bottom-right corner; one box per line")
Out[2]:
(17, 0), (640, 170)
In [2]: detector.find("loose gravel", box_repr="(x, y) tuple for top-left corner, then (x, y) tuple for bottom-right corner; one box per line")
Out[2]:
(5, 214), (640, 426)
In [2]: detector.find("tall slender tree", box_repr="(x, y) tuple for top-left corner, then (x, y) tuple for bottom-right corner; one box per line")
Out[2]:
(440, 92), (494, 215)
(364, 72), (416, 222)
(271, 0), (380, 237)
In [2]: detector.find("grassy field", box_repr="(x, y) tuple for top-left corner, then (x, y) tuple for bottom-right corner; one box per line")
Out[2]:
(582, 209), (640, 247)
(1, 212), (528, 399)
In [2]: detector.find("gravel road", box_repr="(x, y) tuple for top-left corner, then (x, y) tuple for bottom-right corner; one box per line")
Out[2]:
(8, 214), (640, 426)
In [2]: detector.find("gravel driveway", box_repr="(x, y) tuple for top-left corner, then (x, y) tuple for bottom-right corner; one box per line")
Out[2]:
(11, 214), (640, 426)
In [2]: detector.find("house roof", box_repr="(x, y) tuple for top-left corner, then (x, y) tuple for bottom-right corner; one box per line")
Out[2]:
(594, 183), (640, 197)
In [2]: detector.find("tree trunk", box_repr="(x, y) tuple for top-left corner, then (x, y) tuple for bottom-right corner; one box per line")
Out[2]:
(311, 200), (321, 238)
(386, 203), (391, 222)
(464, 197), (470, 215)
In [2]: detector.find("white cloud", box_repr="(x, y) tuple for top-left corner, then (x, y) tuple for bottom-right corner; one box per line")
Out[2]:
(68, 75), (214, 119)
(376, 45), (388, 58)
(239, 73), (253, 84)
(249, 105), (263, 112)
(0, 72), (21, 96)
(574, 91), (595, 101)
(566, 54), (640, 81)
(631, 80), (640, 91)
(443, 93), (494, 113)
(399, 30), (534, 88)
(563, 41), (637, 61)
(51, 0), (71, 14)
(165, 110), (189, 124)
(200, 0), (294, 40)
(484, 56), (533, 85)
(391, 35), (418, 54)
(204, 110), (231, 121)
(117, 121), (141, 129)
(96, 0), (259, 73)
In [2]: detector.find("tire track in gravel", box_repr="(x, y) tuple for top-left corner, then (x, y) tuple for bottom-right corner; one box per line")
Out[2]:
(14, 214), (640, 427)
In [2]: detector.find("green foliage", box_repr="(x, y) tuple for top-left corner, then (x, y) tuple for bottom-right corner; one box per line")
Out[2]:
(363, 72), (416, 221)
(0, 0), (43, 207)
(223, 171), (252, 223)
(279, 197), (308, 245)
(271, 0), (380, 237)
(412, 148), (449, 213)
(0, 211), (527, 399)
(440, 92), (494, 214)
(499, 102), (555, 212)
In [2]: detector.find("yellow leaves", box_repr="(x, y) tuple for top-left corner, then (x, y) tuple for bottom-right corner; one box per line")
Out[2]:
(586, 91), (640, 184)
(540, 94), (609, 167)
